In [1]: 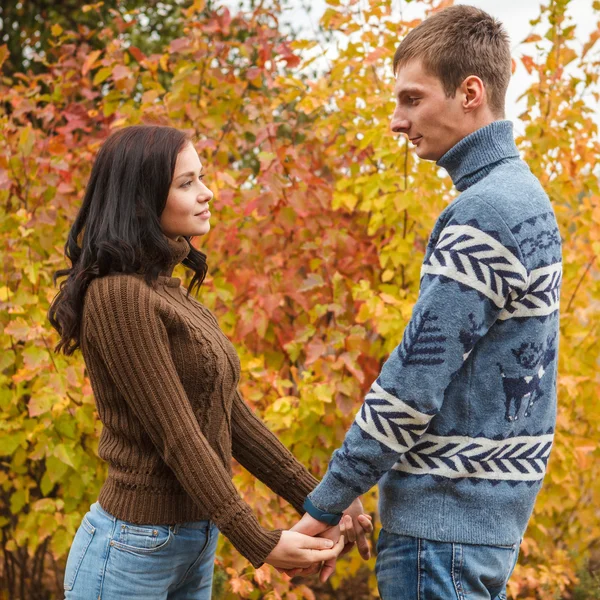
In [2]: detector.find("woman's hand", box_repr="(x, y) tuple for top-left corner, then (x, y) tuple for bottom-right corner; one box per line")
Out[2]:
(264, 529), (345, 571)
(291, 498), (374, 560)
(283, 515), (349, 582)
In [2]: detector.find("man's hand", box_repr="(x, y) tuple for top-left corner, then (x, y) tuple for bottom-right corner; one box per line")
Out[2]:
(281, 498), (374, 582)
(342, 498), (374, 560)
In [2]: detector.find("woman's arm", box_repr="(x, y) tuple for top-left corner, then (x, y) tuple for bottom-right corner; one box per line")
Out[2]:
(85, 276), (292, 567)
(231, 390), (374, 565)
(230, 389), (319, 514)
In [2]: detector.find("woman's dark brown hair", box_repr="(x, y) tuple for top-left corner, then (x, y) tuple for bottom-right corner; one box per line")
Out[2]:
(48, 125), (208, 355)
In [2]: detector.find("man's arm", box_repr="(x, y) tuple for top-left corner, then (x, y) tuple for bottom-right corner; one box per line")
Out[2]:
(307, 196), (529, 514)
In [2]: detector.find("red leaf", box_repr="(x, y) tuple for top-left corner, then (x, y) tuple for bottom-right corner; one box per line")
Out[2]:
(128, 46), (146, 63)
(169, 38), (190, 53)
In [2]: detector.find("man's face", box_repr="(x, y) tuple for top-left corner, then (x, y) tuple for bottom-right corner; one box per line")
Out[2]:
(390, 59), (467, 162)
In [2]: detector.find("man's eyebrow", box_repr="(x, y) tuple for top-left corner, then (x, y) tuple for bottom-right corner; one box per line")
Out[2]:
(395, 86), (424, 97)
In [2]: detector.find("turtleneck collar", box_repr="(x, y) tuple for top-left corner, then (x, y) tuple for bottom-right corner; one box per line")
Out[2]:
(436, 120), (520, 192)
(158, 235), (191, 286)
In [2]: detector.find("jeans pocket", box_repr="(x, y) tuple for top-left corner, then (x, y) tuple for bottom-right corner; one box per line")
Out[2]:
(111, 522), (172, 556)
(64, 516), (96, 591)
(453, 542), (519, 599)
(179, 523), (216, 584)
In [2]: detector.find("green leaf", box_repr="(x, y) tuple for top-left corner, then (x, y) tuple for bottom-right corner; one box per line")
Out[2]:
(50, 528), (72, 560)
(0, 432), (27, 456)
(54, 444), (77, 468)
(18, 126), (35, 157)
(10, 489), (27, 514)
(93, 67), (112, 85)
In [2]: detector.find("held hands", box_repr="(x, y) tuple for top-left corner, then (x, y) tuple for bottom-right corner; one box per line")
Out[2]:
(283, 498), (374, 582)
(264, 528), (345, 571)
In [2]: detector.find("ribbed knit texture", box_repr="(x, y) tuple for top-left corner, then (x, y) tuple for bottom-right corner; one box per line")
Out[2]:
(80, 236), (319, 567)
(309, 121), (562, 547)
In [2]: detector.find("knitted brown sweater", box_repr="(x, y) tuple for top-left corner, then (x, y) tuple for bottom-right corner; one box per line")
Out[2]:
(80, 236), (319, 567)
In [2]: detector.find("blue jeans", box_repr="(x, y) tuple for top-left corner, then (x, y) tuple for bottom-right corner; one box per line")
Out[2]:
(64, 502), (219, 600)
(376, 530), (519, 600)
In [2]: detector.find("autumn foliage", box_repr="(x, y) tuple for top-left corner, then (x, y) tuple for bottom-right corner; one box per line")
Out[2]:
(0, 0), (599, 598)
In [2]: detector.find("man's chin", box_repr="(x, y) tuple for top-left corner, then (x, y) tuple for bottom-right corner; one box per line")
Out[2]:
(415, 145), (443, 162)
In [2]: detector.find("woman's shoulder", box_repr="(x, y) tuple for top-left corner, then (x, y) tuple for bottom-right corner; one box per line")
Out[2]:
(85, 273), (160, 311)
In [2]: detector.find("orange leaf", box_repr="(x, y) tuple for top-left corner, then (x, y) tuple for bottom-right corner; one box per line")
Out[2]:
(82, 50), (102, 76)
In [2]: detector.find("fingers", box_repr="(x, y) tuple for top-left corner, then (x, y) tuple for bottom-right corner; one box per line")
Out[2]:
(303, 562), (323, 577)
(355, 514), (372, 560)
(280, 567), (303, 577)
(343, 514), (356, 545)
(340, 540), (354, 557)
(299, 534), (336, 551)
(307, 532), (345, 564)
(349, 513), (372, 560)
(320, 556), (337, 583)
(358, 513), (374, 532)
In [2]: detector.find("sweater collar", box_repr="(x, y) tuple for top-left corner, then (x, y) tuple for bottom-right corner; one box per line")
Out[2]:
(158, 235), (190, 285)
(436, 120), (520, 192)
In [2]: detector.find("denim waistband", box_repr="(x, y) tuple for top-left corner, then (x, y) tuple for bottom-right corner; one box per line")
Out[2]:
(93, 502), (212, 530)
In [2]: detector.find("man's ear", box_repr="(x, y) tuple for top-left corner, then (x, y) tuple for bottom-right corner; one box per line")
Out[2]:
(461, 75), (486, 112)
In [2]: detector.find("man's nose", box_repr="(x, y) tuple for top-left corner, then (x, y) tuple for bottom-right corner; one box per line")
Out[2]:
(390, 106), (410, 134)
(390, 115), (410, 134)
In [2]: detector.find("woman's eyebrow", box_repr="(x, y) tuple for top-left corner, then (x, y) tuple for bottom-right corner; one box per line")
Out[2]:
(175, 170), (200, 180)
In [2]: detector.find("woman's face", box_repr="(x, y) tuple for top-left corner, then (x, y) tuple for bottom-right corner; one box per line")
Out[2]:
(160, 142), (213, 240)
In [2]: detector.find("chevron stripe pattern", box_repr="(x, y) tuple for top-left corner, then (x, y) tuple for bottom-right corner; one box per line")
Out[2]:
(392, 432), (554, 482)
(355, 382), (434, 454)
(421, 225), (528, 307)
(499, 263), (562, 320)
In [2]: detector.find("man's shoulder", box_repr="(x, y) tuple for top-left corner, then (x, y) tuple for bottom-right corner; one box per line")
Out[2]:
(448, 165), (561, 271)
(466, 160), (553, 230)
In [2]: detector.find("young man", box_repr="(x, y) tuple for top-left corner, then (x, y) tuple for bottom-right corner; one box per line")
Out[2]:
(294, 5), (562, 598)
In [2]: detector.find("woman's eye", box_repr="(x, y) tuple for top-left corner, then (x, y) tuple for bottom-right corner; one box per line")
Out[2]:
(181, 175), (204, 188)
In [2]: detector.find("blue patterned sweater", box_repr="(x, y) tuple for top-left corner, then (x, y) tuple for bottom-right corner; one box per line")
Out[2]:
(308, 121), (562, 546)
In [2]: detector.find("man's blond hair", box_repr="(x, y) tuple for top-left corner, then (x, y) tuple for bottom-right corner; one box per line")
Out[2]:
(393, 5), (511, 117)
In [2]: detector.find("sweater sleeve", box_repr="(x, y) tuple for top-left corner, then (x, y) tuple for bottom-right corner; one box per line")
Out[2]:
(231, 389), (319, 514)
(308, 196), (529, 513)
(85, 275), (281, 567)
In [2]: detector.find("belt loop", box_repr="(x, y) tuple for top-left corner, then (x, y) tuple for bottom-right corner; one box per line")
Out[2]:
(172, 524), (179, 535)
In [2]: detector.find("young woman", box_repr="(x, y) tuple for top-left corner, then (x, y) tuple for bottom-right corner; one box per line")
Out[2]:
(49, 125), (370, 599)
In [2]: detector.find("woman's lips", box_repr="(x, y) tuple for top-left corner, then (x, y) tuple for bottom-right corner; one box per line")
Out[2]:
(196, 208), (210, 220)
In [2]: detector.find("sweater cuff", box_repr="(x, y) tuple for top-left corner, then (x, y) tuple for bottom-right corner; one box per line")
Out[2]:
(303, 497), (342, 526)
(214, 496), (281, 567)
(284, 467), (320, 515)
(307, 470), (357, 515)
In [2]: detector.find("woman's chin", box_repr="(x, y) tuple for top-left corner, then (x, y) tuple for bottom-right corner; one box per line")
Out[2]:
(190, 223), (211, 237)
